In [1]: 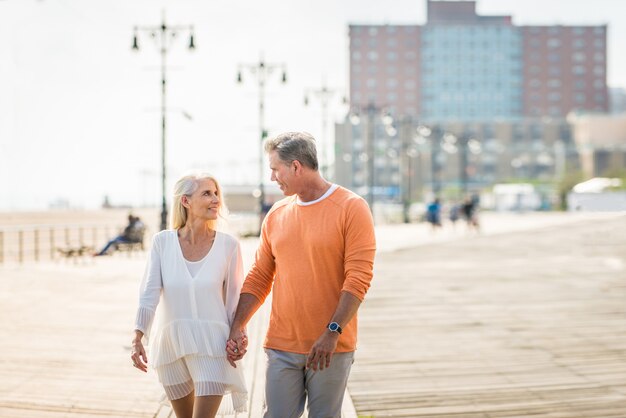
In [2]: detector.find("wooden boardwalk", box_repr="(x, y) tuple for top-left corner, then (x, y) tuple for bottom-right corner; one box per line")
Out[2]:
(0, 212), (624, 417)
(349, 215), (626, 417)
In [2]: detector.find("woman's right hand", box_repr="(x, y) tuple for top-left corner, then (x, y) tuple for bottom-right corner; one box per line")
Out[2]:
(131, 331), (148, 373)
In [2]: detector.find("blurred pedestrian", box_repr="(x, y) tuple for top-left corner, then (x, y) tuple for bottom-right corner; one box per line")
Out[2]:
(448, 202), (460, 230)
(130, 173), (247, 418)
(426, 198), (442, 231)
(461, 196), (480, 232)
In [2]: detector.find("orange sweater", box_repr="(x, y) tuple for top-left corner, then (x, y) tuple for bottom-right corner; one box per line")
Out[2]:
(241, 186), (376, 354)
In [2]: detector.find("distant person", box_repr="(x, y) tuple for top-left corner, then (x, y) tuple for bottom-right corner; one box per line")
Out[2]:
(130, 174), (247, 417)
(448, 202), (460, 230)
(225, 132), (376, 418)
(461, 196), (480, 232)
(426, 198), (442, 230)
(95, 214), (145, 256)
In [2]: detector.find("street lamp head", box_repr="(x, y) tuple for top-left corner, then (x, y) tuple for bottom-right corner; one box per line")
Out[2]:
(132, 33), (139, 51)
(237, 71), (243, 83)
(417, 125), (431, 137)
(282, 70), (287, 83)
(189, 33), (195, 50)
(304, 95), (309, 106)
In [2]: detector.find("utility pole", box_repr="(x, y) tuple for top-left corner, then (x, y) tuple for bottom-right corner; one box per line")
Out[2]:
(430, 125), (443, 197)
(399, 116), (414, 223)
(237, 55), (287, 235)
(351, 102), (393, 216)
(132, 12), (195, 231)
(304, 80), (344, 180)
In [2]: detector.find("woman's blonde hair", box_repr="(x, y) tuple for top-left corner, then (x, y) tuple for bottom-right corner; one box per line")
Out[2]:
(170, 173), (228, 230)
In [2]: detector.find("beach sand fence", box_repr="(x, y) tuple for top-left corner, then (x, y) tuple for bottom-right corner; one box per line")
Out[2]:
(0, 208), (259, 264)
(0, 208), (157, 264)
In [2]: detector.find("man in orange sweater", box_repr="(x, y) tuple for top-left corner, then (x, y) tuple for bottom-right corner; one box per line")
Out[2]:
(226, 131), (376, 418)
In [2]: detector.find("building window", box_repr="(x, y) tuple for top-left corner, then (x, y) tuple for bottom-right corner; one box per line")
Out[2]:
(572, 52), (586, 62)
(548, 54), (561, 62)
(386, 78), (398, 88)
(404, 80), (416, 89)
(572, 27), (585, 35)
(547, 38), (561, 48)
(368, 27), (378, 36)
(575, 80), (586, 89)
(594, 79), (605, 88)
(386, 38), (397, 47)
(575, 93), (586, 103)
(368, 51), (379, 61)
(593, 27), (605, 35)
(549, 67), (561, 76)
(366, 79), (377, 88)
(594, 53), (605, 62)
(549, 106), (562, 116)
(594, 38), (604, 47)
(530, 79), (541, 88)
(548, 92), (561, 102)
(387, 51), (398, 60)
(352, 51), (362, 61)
(547, 79), (561, 88)
(594, 66), (604, 76)
(572, 66), (586, 75)
(573, 39), (585, 48)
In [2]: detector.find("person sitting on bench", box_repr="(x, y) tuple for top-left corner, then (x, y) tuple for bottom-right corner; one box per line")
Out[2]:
(95, 214), (145, 256)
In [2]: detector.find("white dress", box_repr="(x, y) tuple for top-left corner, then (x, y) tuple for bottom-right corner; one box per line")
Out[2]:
(134, 230), (247, 412)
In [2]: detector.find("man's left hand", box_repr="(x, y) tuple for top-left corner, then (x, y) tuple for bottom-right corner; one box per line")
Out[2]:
(306, 331), (339, 371)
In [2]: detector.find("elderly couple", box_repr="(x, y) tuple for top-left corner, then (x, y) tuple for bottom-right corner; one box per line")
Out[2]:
(129, 132), (376, 418)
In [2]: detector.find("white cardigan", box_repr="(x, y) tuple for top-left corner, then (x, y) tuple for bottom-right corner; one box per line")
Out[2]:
(134, 230), (244, 368)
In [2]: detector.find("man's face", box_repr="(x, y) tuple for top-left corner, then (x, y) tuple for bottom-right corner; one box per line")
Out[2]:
(269, 150), (295, 196)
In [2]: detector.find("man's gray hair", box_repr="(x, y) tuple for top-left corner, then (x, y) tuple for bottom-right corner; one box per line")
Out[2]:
(264, 132), (319, 170)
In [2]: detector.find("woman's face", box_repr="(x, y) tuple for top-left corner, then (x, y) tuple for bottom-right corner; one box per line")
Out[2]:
(184, 178), (220, 221)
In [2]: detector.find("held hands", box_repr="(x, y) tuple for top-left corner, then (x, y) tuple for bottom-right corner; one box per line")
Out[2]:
(226, 329), (248, 368)
(130, 337), (148, 373)
(306, 330), (340, 371)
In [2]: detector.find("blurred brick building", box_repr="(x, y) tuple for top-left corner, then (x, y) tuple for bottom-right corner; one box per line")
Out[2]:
(336, 0), (609, 203)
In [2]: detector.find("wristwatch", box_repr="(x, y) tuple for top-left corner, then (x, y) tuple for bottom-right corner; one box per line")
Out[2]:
(327, 321), (342, 334)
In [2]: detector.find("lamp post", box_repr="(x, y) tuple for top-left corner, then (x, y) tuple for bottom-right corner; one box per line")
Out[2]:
(399, 116), (414, 223)
(349, 103), (394, 215)
(132, 12), (195, 231)
(304, 81), (345, 180)
(237, 56), (287, 235)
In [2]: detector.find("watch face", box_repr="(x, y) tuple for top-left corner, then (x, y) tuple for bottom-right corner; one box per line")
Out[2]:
(329, 322), (339, 331)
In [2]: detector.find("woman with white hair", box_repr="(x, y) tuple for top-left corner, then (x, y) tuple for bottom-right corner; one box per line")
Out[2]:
(130, 173), (247, 418)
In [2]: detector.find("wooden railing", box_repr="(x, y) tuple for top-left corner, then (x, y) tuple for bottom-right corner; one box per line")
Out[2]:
(0, 223), (130, 264)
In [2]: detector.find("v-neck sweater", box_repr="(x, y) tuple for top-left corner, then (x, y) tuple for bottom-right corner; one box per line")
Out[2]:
(134, 230), (244, 368)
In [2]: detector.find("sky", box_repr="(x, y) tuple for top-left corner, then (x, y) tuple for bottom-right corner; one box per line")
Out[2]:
(1, 0), (625, 211)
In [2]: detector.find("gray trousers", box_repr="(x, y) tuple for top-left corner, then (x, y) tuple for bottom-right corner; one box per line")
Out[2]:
(264, 349), (354, 418)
